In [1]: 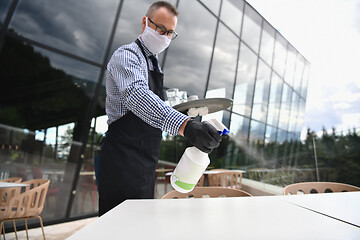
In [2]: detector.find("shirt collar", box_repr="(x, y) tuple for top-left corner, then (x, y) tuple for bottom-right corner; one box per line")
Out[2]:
(137, 36), (157, 58)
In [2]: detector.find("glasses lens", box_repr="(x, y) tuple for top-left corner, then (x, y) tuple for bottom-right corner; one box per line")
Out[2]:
(171, 32), (178, 40)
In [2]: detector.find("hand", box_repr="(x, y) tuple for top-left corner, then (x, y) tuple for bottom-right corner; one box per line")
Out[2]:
(183, 119), (222, 153)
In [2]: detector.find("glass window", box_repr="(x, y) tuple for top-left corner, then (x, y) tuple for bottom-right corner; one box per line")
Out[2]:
(278, 84), (292, 130)
(10, 0), (119, 63)
(284, 45), (296, 85)
(265, 125), (277, 144)
(207, 23), (239, 99)
(0, 37), (101, 219)
(277, 129), (287, 143)
(287, 133), (296, 142)
(220, 0), (244, 36)
(249, 120), (265, 144)
(259, 21), (275, 66)
(230, 114), (250, 142)
(164, 0), (217, 97)
(0, 0), (11, 23)
(293, 55), (305, 93)
(200, 0), (221, 16)
(266, 73), (282, 127)
(301, 63), (310, 98)
(241, 4), (262, 53)
(296, 99), (306, 134)
(233, 43), (258, 116)
(288, 92), (299, 133)
(273, 34), (287, 77)
(251, 60), (271, 122)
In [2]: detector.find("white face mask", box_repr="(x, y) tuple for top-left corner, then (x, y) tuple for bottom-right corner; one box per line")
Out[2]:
(141, 17), (171, 54)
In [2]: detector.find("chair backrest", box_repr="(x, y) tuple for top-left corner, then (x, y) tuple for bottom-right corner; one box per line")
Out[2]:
(196, 175), (205, 187)
(3, 179), (50, 219)
(0, 178), (23, 208)
(161, 187), (252, 199)
(0, 177), (22, 183)
(208, 171), (242, 189)
(283, 182), (360, 195)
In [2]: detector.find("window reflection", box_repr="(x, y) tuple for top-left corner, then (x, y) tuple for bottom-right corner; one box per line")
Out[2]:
(241, 4), (262, 53)
(233, 43), (257, 116)
(265, 125), (277, 144)
(288, 92), (299, 133)
(0, 35), (102, 218)
(251, 60), (271, 122)
(273, 34), (287, 77)
(220, 0), (244, 36)
(301, 64), (310, 98)
(10, 0), (119, 62)
(259, 21), (275, 66)
(267, 73), (282, 127)
(199, 0), (221, 15)
(296, 99), (306, 134)
(293, 55), (305, 93)
(0, 0), (11, 23)
(284, 46), (296, 85)
(278, 84), (292, 130)
(277, 129), (287, 143)
(207, 23), (238, 99)
(230, 114), (249, 143)
(249, 120), (265, 144)
(164, 0), (217, 96)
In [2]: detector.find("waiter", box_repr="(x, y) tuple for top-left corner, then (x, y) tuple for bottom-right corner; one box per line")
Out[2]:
(99, 1), (221, 216)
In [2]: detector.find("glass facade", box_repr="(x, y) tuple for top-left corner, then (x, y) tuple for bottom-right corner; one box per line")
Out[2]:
(1, 0), (313, 225)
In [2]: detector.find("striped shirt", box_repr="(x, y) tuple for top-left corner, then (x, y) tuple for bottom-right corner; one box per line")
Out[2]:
(105, 37), (189, 135)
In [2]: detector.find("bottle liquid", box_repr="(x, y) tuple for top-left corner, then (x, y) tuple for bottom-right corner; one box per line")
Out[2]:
(170, 119), (229, 193)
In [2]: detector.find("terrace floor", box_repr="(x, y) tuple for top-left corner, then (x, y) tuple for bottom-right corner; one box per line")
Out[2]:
(3, 217), (98, 240)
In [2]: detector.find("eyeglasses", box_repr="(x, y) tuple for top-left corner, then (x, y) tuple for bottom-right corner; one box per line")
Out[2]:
(148, 18), (178, 40)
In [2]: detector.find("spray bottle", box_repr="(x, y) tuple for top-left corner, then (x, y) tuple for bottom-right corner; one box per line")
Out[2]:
(170, 119), (230, 193)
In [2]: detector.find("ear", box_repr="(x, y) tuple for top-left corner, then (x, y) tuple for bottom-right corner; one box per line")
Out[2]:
(141, 16), (146, 33)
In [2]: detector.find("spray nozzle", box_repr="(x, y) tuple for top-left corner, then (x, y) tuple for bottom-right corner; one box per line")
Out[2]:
(207, 119), (230, 136)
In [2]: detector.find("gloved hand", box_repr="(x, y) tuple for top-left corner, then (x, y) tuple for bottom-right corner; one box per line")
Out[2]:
(184, 119), (222, 153)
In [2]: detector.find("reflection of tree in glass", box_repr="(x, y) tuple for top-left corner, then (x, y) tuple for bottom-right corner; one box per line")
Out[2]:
(0, 30), (91, 131)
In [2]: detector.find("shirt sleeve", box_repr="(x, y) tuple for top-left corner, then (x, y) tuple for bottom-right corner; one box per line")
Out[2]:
(107, 46), (189, 135)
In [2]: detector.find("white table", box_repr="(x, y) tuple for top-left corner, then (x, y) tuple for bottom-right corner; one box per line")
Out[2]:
(0, 182), (29, 188)
(284, 191), (360, 228)
(68, 193), (360, 240)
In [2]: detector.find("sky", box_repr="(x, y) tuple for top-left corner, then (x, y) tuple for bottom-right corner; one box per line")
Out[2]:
(246, 0), (360, 135)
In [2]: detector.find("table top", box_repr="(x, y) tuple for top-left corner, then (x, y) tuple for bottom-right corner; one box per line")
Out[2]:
(68, 193), (360, 240)
(0, 182), (29, 188)
(284, 191), (360, 227)
(172, 98), (232, 115)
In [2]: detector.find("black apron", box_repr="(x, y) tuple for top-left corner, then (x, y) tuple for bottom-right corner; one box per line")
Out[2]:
(99, 39), (164, 216)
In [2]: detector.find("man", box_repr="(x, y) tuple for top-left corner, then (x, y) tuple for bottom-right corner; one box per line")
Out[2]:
(99, 1), (221, 216)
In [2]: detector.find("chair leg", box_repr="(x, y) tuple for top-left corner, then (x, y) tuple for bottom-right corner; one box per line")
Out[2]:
(12, 220), (18, 240)
(0, 221), (5, 240)
(24, 218), (29, 240)
(37, 216), (46, 240)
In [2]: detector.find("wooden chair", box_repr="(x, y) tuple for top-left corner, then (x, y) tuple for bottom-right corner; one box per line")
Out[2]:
(196, 175), (205, 187)
(161, 187), (252, 199)
(0, 179), (49, 240)
(283, 182), (360, 195)
(208, 170), (242, 189)
(0, 177), (22, 183)
(0, 178), (23, 208)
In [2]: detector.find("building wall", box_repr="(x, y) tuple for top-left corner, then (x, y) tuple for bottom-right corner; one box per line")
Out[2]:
(0, 0), (309, 224)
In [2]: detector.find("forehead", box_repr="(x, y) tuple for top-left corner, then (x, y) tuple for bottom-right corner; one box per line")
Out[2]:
(150, 7), (177, 29)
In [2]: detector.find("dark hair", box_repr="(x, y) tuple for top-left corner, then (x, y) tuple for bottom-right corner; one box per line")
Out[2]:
(146, 1), (178, 18)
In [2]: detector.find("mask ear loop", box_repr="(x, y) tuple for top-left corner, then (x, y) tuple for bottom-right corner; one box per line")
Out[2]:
(145, 16), (149, 28)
